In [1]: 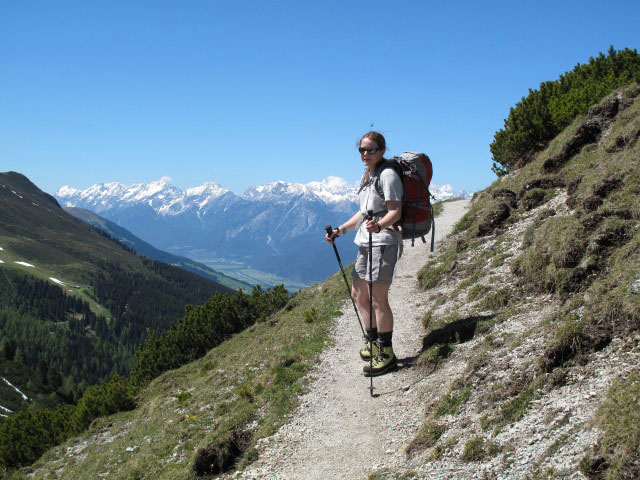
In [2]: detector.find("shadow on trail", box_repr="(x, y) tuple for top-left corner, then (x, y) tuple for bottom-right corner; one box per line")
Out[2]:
(422, 314), (494, 349)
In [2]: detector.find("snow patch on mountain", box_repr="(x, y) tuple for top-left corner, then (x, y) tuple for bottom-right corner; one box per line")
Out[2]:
(2, 376), (30, 401)
(186, 182), (228, 198)
(306, 176), (358, 204)
(14, 261), (35, 268)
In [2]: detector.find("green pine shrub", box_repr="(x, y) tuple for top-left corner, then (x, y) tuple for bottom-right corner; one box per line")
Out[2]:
(71, 374), (135, 432)
(491, 47), (640, 174)
(0, 405), (75, 468)
(130, 285), (289, 386)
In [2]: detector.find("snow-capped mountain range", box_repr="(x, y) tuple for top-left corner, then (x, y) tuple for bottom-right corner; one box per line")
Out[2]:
(55, 177), (470, 284)
(58, 177), (468, 215)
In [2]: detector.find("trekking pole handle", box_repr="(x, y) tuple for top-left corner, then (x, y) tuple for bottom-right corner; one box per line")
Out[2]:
(325, 224), (339, 240)
(366, 210), (374, 220)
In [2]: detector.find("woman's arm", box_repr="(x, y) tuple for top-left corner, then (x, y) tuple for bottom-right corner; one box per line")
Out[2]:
(364, 200), (401, 233)
(340, 210), (364, 234)
(325, 210), (363, 242)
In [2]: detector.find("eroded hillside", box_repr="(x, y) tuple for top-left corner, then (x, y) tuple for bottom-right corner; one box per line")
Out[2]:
(398, 84), (640, 479)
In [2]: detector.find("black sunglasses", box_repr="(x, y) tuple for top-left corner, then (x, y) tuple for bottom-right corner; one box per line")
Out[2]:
(358, 147), (380, 154)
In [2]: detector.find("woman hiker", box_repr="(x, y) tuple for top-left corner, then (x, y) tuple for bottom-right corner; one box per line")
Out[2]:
(326, 131), (402, 376)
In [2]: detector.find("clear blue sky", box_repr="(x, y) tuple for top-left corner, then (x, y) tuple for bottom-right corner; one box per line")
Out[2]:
(2, 0), (639, 196)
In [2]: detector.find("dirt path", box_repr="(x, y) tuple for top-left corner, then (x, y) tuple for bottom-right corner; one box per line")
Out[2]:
(234, 200), (470, 480)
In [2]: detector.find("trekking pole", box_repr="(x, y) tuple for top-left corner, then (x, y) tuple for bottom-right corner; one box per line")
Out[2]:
(367, 210), (374, 397)
(324, 225), (367, 339)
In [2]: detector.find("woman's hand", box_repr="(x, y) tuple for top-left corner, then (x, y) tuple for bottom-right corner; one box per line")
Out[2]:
(365, 201), (400, 233)
(325, 228), (340, 243)
(364, 219), (381, 233)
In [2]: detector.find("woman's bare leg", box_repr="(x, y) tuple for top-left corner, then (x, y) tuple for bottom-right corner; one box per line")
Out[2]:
(352, 277), (375, 329)
(371, 282), (392, 333)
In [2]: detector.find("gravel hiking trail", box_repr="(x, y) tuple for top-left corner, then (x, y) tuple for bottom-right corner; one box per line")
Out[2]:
(233, 200), (470, 480)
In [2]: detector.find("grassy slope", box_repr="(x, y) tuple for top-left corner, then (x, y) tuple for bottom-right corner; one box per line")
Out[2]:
(0, 243), (111, 317)
(20, 267), (351, 479)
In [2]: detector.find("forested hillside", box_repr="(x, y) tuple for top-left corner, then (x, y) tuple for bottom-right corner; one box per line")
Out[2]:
(0, 171), (233, 398)
(0, 283), (289, 472)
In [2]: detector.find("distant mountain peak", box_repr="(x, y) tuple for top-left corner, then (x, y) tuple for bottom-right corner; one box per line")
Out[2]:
(431, 183), (472, 201)
(186, 181), (228, 196)
(243, 176), (358, 204)
(57, 185), (80, 196)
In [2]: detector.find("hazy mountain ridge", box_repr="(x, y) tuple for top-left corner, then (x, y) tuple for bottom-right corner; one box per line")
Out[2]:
(55, 176), (470, 284)
(64, 207), (252, 291)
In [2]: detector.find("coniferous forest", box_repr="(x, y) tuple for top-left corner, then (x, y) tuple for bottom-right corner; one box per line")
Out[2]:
(0, 283), (290, 468)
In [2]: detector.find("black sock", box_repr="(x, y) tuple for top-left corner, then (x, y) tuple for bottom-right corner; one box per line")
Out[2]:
(366, 328), (378, 342)
(378, 331), (393, 347)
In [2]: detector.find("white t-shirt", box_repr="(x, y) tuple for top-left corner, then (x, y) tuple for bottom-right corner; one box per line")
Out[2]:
(354, 166), (403, 246)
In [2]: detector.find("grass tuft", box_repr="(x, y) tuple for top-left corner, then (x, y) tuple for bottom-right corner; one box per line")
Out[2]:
(461, 437), (486, 462)
(407, 421), (446, 454)
(435, 385), (471, 418)
(587, 371), (640, 479)
(417, 245), (457, 290)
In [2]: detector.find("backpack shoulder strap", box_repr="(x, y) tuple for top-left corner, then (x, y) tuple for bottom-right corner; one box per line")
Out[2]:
(372, 160), (403, 197)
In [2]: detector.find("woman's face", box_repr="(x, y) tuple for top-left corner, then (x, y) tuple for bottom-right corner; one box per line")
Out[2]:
(359, 137), (384, 171)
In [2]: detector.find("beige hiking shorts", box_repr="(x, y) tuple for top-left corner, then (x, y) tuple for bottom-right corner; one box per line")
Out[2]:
(351, 244), (399, 284)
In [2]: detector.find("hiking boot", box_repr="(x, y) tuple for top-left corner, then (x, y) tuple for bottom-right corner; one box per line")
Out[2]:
(359, 338), (379, 361)
(363, 343), (397, 377)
